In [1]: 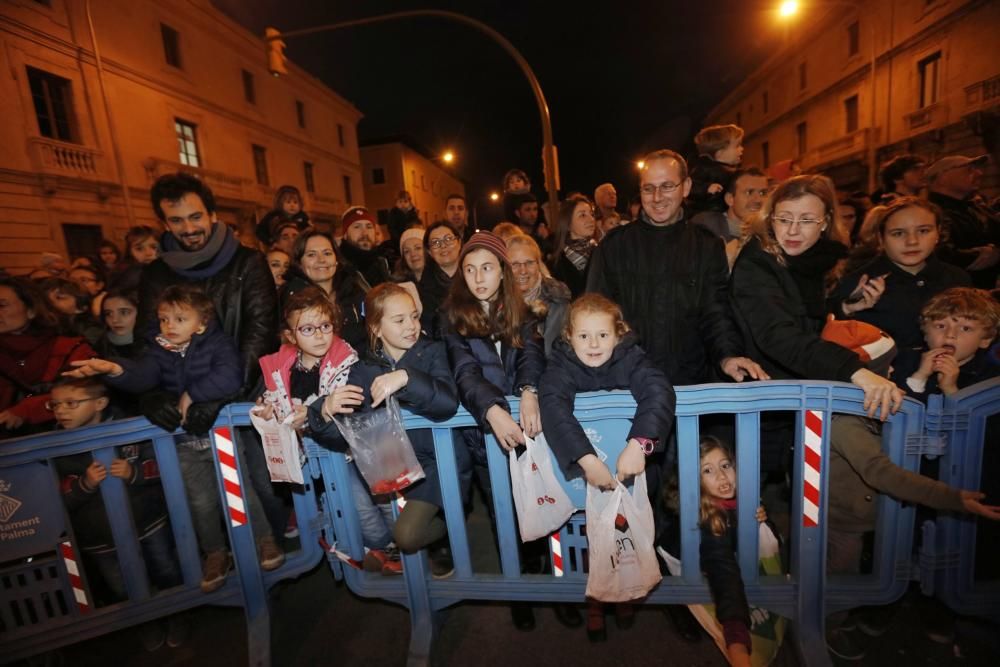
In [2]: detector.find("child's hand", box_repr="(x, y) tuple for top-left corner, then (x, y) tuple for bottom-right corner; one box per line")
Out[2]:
(0, 410), (23, 430)
(84, 461), (106, 489)
(178, 392), (193, 423)
(707, 183), (724, 195)
(486, 405), (524, 451)
(320, 385), (365, 421)
(960, 490), (1000, 521)
(913, 347), (951, 382)
(254, 398), (276, 421)
(578, 454), (616, 491)
(64, 358), (123, 379)
(110, 458), (133, 480)
(932, 353), (961, 395)
(371, 370), (408, 408)
(616, 439), (646, 482)
(289, 404), (308, 429)
(519, 390), (542, 437)
(756, 505), (768, 523)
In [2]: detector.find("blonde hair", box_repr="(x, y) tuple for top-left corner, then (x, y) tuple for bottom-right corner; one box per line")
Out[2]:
(694, 124), (745, 157)
(748, 174), (847, 266)
(365, 283), (417, 353)
(492, 222), (525, 242)
(921, 287), (1000, 339)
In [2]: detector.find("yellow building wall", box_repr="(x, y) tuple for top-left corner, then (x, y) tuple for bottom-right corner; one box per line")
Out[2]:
(361, 143), (465, 229)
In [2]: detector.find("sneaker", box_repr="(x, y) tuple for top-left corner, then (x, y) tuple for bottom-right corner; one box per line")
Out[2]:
(258, 536), (285, 571)
(586, 600), (606, 643)
(283, 512), (299, 539)
(165, 614), (191, 648)
(139, 619), (167, 652)
(429, 545), (455, 579)
(200, 550), (232, 593)
(381, 545), (403, 576)
(826, 627), (866, 661)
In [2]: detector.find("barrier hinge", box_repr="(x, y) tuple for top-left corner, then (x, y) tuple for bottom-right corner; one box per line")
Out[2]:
(905, 434), (948, 458)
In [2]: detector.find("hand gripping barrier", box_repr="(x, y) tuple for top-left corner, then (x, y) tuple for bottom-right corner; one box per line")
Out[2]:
(0, 405), (324, 666)
(923, 377), (1000, 617)
(308, 381), (928, 667)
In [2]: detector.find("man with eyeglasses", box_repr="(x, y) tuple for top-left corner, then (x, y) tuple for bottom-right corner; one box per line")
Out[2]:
(927, 154), (1000, 289)
(692, 167), (769, 269)
(417, 221), (464, 338)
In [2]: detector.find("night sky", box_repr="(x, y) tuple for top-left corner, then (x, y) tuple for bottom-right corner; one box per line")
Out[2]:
(214, 1), (781, 210)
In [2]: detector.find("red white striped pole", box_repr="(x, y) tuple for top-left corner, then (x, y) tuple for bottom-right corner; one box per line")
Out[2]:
(214, 426), (247, 527)
(60, 540), (89, 613)
(802, 410), (823, 527)
(550, 531), (563, 577)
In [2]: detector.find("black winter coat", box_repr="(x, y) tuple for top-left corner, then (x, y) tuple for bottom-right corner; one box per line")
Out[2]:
(104, 322), (243, 402)
(339, 240), (392, 289)
(138, 242), (276, 400)
(551, 251), (589, 299)
(730, 237), (863, 382)
(930, 191), (1000, 289)
(279, 265), (368, 351)
(688, 154), (736, 216)
(586, 214), (744, 385)
(417, 261), (455, 340)
(388, 206), (421, 247)
(539, 335), (675, 477)
(308, 338), (462, 507)
(700, 506), (752, 643)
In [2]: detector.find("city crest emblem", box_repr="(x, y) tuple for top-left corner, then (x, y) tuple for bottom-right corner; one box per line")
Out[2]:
(0, 479), (22, 523)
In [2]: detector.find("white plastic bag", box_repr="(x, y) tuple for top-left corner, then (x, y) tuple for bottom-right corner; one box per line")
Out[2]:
(249, 407), (304, 484)
(333, 396), (425, 494)
(585, 472), (662, 602)
(509, 433), (575, 541)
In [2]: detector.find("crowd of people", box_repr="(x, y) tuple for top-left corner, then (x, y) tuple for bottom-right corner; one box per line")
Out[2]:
(3, 122), (1000, 662)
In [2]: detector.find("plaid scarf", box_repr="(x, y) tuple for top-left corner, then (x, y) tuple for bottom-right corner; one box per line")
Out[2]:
(563, 238), (597, 272)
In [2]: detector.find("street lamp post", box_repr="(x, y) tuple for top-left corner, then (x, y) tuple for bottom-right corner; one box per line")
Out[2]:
(266, 11), (561, 221)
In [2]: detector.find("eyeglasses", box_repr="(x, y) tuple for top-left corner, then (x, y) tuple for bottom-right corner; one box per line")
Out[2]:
(428, 235), (457, 250)
(771, 215), (827, 227)
(45, 398), (100, 411)
(510, 260), (538, 272)
(296, 322), (335, 337)
(640, 182), (682, 197)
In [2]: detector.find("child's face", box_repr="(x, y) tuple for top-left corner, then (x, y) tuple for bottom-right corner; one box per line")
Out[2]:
(99, 246), (118, 266)
(880, 206), (939, 274)
(507, 174), (528, 192)
(462, 248), (503, 303)
(281, 195), (302, 216)
(700, 447), (736, 500)
(48, 385), (107, 430)
(69, 268), (103, 296)
(924, 316), (993, 365)
(287, 307), (335, 365)
(102, 296), (137, 336)
(267, 251), (290, 286)
(714, 139), (744, 166)
(157, 303), (205, 345)
(47, 288), (80, 316)
(377, 294), (420, 360)
(130, 236), (159, 264)
(569, 311), (620, 368)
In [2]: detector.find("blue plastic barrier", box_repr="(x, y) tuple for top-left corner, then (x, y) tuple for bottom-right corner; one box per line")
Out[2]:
(0, 406), (324, 665)
(924, 377), (1000, 618)
(310, 381), (929, 667)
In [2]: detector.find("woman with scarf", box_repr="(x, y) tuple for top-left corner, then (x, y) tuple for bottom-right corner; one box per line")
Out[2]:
(551, 195), (598, 298)
(0, 278), (96, 437)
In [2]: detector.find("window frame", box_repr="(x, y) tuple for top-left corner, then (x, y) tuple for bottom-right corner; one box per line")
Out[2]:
(242, 69), (256, 105)
(295, 100), (306, 128)
(847, 21), (860, 58)
(918, 51), (941, 109)
(175, 118), (200, 167)
(252, 144), (269, 186)
(304, 161), (315, 193)
(161, 23), (182, 69)
(844, 95), (860, 134)
(26, 66), (76, 143)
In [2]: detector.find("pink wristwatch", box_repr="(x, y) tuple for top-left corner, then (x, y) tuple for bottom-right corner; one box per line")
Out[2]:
(633, 437), (656, 455)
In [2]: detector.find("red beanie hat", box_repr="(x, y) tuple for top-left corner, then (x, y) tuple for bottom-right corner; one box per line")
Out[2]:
(341, 206), (375, 235)
(459, 231), (509, 265)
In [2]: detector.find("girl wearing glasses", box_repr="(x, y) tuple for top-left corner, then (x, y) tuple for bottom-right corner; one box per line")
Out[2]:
(730, 175), (904, 420)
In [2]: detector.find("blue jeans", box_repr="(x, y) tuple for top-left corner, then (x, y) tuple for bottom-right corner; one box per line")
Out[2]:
(91, 522), (182, 601)
(349, 464), (395, 550)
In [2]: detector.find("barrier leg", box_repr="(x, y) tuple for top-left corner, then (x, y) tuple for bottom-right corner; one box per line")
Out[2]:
(402, 548), (435, 667)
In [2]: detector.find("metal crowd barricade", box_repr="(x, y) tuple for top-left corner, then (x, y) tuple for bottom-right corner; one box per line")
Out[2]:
(923, 377), (1000, 617)
(310, 381), (928, 667)
(0, 405), (324, 666)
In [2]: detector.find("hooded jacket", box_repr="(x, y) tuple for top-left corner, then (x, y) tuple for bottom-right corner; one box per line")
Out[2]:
(259, 338), (358, 421)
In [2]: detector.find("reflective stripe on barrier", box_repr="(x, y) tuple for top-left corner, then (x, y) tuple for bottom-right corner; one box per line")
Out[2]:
(0, 408), (324, 665)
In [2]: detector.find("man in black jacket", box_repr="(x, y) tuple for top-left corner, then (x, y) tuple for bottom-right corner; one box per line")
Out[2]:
(586, 150), (765, 386)
(339, 206), (392, 289)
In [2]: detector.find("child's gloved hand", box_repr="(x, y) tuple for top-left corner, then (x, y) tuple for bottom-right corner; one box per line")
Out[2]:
(139, 390), (182, 432)
(183, 399), (227, 436)
(578, 454), (615, 491)
(110, 458), (133, 481)
(616, 439), (646, 482)
(83, 461), (106, 490)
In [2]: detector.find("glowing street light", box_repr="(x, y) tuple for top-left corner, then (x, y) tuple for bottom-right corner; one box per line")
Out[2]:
(442, 151), (455, 164)
(636, 160), (645, 170)
(778, 0), (799, 18)
(489, 192), (500, 202)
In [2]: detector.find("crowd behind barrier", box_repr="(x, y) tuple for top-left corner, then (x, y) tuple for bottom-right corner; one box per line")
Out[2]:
(1, 379), (998, 667)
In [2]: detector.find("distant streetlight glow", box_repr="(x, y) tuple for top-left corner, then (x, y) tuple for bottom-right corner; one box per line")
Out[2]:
(442, 151), (455, 164)
(636, 160), (645, 170)
(489, 192), (500, 202)
(778, 0), (799, 18)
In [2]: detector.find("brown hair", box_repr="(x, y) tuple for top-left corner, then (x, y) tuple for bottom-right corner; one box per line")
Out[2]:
(364, 283), (416, 352)
(552, 194), (595, 262)
(562, 293), (630, 342)
(663, 435), (736, 538)
(871, 196), (944, 241)
(920, 287), (1000, 339)
(445, 246), (527, 347)
(52, 375), (109, 399)
(748, 174), (846, 266)
(694, 124), (745, 157)
(0, 277), (59, 331)
(282, 285), (341, 335)
(157, 284), (215, 324)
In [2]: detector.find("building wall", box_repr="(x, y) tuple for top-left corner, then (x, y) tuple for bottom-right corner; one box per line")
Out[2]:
(360, 142), (465, 229)
(705, 0), (1000, 195)
(0, 0), (363, 273)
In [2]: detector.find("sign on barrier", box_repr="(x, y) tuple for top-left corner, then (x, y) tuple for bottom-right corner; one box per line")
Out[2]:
(0, 462), (66, 561)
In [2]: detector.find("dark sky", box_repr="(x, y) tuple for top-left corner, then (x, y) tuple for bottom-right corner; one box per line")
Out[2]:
(214, 1), (779, 208)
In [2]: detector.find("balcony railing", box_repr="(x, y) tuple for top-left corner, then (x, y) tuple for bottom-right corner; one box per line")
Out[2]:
(965, 74), (1000, 111)
(800, 127), (874, 170)
(905, 102), (947, 132)
(28, 138), (102, 178)
(142, 157), (253, 200)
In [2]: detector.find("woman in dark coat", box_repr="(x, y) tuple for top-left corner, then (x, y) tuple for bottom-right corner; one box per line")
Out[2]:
(551, 195), (598, 298)
(730, 175), (904, 418)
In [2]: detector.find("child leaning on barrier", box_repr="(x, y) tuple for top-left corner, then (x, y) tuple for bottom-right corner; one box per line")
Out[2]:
(49, 377), (181, 602)
(539, 292), (675, 641)
(307, 284), (460, 577)
(65, 284), (283, 593)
